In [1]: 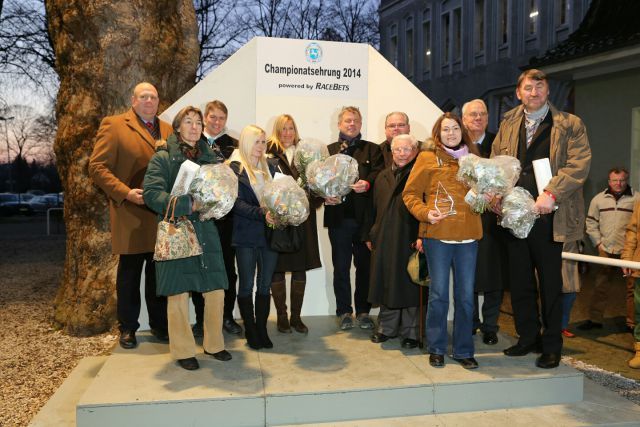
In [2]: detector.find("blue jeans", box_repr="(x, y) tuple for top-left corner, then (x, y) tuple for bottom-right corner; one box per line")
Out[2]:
(424, 238), (478, 359)
(561, 292), (577, 330)
(235, 246), (279, 298)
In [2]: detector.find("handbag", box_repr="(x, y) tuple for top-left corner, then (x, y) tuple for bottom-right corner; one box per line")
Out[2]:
(407, 249), (430, 287)
(266, 224), (303, 253)
(153, 196), (203, 261)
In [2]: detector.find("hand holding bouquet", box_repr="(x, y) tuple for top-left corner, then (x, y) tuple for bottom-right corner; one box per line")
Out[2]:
(261, 175), (310, 228)
(293, 140), (329, 187)
(500, 186), (539, 238)
(307, 154), (359, 199)
(189, 163), (238, 220)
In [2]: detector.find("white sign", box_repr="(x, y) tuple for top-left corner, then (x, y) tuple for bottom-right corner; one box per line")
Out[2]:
(256, 38), (368, 99)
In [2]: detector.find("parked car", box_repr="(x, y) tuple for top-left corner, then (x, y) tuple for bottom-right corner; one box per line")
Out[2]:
(28, 195), (63, 214)
(0, 193), (34, 216)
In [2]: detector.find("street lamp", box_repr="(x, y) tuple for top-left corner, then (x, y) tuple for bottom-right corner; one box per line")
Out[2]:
(0, 116), (15, 192)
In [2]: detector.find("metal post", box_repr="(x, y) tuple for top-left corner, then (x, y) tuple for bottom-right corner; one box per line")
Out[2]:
(0, 116), (15, 192)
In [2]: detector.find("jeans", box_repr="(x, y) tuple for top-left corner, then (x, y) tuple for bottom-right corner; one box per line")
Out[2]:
(328, 218), (371, 316)
(424, 238), (478, 359)
(562, 292), (577, 330)
(236, 246), (279, 298)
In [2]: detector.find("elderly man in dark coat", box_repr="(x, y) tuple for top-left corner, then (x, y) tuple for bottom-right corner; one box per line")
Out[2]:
(365, 134), (422, 348)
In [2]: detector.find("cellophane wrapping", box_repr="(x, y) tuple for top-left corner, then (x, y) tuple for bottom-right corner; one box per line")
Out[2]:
(307, 154), (359, 198)
(500, 186), (539, 239)
(293, 140), (329, 187)
(188, 163), (238, 220)
(260, 175), (310, 228)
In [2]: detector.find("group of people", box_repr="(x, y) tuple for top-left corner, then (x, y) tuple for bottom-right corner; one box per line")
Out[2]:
(89, 68), (620, 372)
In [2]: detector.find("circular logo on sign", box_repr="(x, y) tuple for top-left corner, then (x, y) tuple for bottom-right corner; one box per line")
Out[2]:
(305, 42), (323, 63)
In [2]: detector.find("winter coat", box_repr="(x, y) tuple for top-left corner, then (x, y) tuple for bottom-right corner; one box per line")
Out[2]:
(89, 109), (173, 254)
(622, 200), (640, 279)
(267, 144), (322, 272)
(366, 159), (420, 308)
(491, 103), (591, 242)
(586, 187), (637, 255)
(142, 134), (228, 296)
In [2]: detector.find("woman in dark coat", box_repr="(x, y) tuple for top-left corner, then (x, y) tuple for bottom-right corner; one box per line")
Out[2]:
(267, 114), (322, 334)
(365, 134), (422, 348)
(143, 106), (229, 371)
(229, 124), (278, 350)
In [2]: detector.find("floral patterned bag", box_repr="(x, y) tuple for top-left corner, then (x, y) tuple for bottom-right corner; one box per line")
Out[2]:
(153, 196), (203, 261)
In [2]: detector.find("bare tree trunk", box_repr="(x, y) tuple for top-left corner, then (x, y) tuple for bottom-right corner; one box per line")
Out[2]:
(44, 0), (199, 335)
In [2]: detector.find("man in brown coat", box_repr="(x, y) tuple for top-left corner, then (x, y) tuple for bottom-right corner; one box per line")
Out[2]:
(89, 82), (172, 349)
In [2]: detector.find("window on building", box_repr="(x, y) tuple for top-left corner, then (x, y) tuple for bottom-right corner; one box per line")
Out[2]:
(453, 8), (462, 62)
(406, 17), (414, 77)
(422, 12), (431, 74)
(474, 0), (485, 53)
(442, 12), (450, 64)
(528, 0), (538, 35)
(498, 0), (509, 46)
(556, 0), (569, 27)
(390, 24), (398, 67)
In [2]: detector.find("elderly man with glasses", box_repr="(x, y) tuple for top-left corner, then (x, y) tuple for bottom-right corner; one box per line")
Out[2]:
(380, 112), (411, 167)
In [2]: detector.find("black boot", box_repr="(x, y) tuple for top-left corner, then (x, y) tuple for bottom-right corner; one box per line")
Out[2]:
(237, 296), (261, 350)
(255, 294), (273, 349)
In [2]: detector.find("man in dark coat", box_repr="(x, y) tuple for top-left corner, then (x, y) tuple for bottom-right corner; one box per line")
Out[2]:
(462, 98), (508, 345)
(365, 134), (421, 348)
(192, 100), (242, 336)
(380, 112), (411, 168)
(324, 106), (384, 330)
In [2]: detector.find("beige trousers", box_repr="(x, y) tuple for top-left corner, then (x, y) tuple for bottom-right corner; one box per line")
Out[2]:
(167, 289), (224, 360)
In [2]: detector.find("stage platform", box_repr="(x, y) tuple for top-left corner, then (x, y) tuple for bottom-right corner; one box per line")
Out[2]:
(65, 316), (592, 426)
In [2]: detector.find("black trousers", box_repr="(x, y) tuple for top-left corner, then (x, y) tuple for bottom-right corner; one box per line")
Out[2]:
(116, 253), (167, 333)
(473, 290), (503, 333)
(193, 217), (237, 324)
(504, 215), (563, 354)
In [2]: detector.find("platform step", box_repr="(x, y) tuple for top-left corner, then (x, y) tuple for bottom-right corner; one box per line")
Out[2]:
(76, 317), (583, 427)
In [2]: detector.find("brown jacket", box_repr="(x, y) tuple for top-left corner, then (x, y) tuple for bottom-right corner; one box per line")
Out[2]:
(89, 109), (173, 254)
(403, 145), (482, 241)
(491, 103), (591, 242)
(622, 200), (640, 278)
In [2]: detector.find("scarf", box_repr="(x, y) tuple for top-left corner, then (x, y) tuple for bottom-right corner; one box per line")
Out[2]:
(179, 141), (200, 161)
(442, 143), (469, 160)
(524, 103), (550, 146)
(339, 132), (362, 156)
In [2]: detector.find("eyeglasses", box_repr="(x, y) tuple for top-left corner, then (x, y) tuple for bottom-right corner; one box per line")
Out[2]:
(391, 147), (415, 154)
(465, 112), (487, 118)
(386, 123), (408, 129)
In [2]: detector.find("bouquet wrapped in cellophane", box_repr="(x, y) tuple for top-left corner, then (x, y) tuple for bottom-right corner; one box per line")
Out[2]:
(260, 175), (310, 228)
(457, 154), (521, 213)
(307, 154), (359, 199)
(188, 163), (238, 221)
(293, 140), (329, 187)
(500, 186), (539, 239)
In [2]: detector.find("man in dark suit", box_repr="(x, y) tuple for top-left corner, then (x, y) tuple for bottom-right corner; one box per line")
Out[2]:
(380, 112), (410, 168)
(324, 106), (384, 330)
(462, 98), (507, 346)
(89, 82), (172, 349)
(191, 100), (242, 336)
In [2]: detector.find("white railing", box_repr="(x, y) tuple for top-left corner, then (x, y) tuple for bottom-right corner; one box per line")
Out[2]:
(562, 251), (640, 270)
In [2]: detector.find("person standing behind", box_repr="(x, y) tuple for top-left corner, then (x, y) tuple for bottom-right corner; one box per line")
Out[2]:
(621, 200), (640, 368)
(403, 113), (483, 369)
(324, 106), (384, 330)
(89, 82), (171, 349)
(380, 112), (411, 168)
(191, 100), (242, 337)
(491, 69), (591, 369)
(143, 106), (230, 371)
(267, 115), (322, 334)
(461, 99), (507, 346)
(366, 134), (421, 349)
(581, 168), (636, 332)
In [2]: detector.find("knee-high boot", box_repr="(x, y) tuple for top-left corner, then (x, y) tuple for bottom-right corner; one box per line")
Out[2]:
(255, 294), (273, 349)
(237, 296), (261, 350)
(271, 280), (291, 333)
(290, 280), (308, 334)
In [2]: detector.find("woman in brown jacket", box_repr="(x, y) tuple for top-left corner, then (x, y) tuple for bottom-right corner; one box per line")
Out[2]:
(403, 112), (482, 369)
(622, 200), (640, 368)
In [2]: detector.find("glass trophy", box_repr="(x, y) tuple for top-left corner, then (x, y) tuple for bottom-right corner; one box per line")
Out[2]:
(434, 181), (457, 216)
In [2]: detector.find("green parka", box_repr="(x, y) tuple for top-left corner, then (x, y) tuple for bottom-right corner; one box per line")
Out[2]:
(143, 134), (228, 296)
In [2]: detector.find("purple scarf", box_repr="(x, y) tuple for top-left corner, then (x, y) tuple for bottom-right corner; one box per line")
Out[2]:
(442, 144), (469, 160)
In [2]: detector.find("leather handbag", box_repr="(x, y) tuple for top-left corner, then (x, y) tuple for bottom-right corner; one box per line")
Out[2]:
(153, 196), (203, 261)
(266, 224), (303, 253)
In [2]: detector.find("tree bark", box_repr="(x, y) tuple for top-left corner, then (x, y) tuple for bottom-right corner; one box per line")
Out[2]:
(44, 0), (199, 335)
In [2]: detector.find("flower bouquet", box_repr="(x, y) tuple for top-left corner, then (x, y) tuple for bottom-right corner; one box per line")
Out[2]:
(261, 175), (310, 228)
(188, 163), (238, 220)
(307, 154), (359, 199)
(293, 140), (329, 187)
(457, 154), (521, 213)
(500, 186), (539, 239)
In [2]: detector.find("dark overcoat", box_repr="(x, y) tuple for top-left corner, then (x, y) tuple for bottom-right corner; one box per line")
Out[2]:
(142, 134), (228, 296)
(365, 159), (420, 308)
(267, 144), (322, 271)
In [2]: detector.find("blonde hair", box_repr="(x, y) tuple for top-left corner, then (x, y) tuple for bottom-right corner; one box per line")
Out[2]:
(236, 125), (271, 185)
(268, 114), (300, 152)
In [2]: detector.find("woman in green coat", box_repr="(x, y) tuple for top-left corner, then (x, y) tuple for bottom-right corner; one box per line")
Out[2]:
(143, 105), (230, 371)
